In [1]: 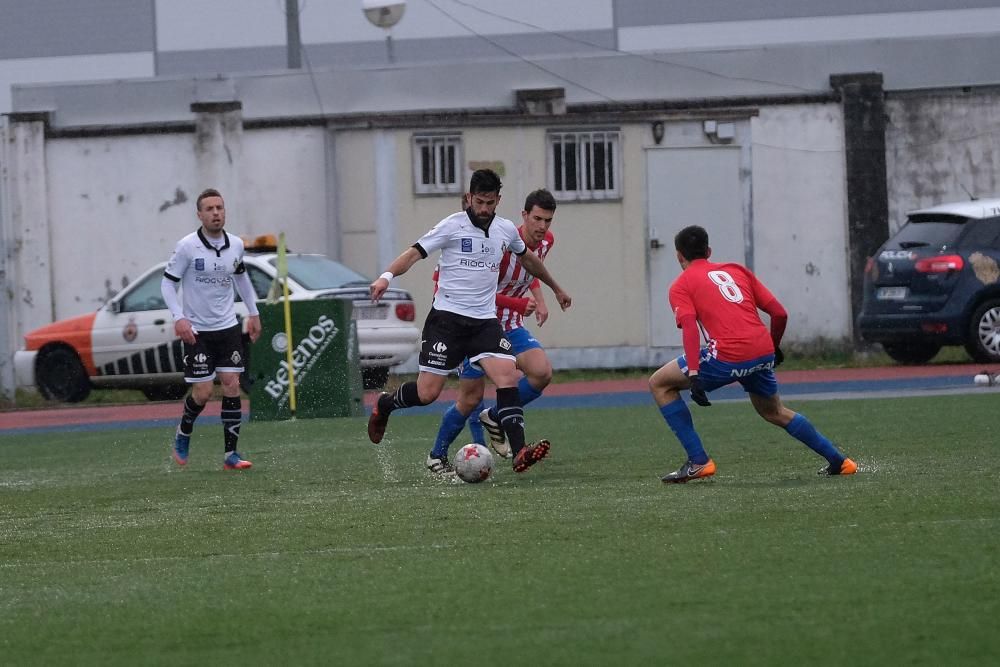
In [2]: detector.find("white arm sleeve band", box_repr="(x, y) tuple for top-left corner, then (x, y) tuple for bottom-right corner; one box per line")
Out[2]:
(233, 271), (260, 316)
(160, 276), (185, 322)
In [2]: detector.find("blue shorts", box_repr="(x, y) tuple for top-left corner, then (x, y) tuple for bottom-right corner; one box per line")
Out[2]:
(458, 326), (543, 379)
(677, 349), (778, 398)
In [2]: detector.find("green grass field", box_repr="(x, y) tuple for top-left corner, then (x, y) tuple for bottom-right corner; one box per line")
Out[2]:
(2, 394), (998, 666)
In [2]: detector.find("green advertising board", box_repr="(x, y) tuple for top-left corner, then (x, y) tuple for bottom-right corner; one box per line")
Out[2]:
(248, 300), (364, 421)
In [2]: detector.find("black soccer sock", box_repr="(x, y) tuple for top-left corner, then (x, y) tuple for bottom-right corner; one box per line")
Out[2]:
(381, 381), (429, 414)
(221, 395), (242, 454)
(495, 386), (526, 456)
(179, 394), (206, 436)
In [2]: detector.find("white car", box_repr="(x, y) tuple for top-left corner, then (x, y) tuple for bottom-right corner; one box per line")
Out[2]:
(14, 246), (420, 402)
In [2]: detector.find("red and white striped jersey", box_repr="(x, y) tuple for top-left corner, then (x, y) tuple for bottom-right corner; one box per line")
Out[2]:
(495, 228), (555, 331)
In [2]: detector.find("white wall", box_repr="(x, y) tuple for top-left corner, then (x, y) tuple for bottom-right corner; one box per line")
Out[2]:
(35, 128), (329, 322)
(886, 91), (1000, 232)
(240, 127), (331, 251)
(4, 120), (54, 337)
(369, 124), (652, 355)
(750, 103), (852, 342)
(7, 104), (856, 372)
(45, 134), (198, 315)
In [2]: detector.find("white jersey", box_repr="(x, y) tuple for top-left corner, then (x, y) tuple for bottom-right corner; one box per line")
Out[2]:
(416, 211), (526, 320)
(163, 229), (248, 332)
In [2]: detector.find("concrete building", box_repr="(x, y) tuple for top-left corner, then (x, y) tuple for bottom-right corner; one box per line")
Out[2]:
(3, 1), (1000, 396)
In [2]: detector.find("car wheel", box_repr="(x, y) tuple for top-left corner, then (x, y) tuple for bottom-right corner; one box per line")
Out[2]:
(141, 384), (189, 401)
(362, 366), (390, 390)
(881, 340), (941, 365)
(965, 298), (1000, 363)
(36, 345), (92, 402)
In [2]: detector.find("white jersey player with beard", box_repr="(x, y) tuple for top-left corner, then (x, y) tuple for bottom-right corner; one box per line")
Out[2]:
(417, 210), (525, 320)
(365, 169), (571, 475)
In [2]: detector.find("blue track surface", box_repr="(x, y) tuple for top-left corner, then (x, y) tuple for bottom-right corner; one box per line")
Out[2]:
(4, 372), (982, 436)
(392, 373), (977, 414)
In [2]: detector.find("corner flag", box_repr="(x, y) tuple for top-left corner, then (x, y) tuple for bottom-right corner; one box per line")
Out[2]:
(267, 233), (297, 416)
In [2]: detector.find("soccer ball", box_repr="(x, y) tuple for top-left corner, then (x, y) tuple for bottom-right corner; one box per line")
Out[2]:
(454, 443), (493, 484)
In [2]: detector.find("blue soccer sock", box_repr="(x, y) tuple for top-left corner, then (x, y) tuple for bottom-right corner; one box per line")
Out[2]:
(431, 404), (468, 458)
(517, 376), (544, 407)
(659, 398), (709, 465)
(785, 413), (843, 464)
(467, 401), (486, 445)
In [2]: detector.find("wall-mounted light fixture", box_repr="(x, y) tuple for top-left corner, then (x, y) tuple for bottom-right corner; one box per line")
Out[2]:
(651, 120), (665, 145)
(703, 120), (736, 144)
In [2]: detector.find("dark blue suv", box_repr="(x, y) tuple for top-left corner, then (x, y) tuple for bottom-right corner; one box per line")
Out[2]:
(858, 198), (1000, 364)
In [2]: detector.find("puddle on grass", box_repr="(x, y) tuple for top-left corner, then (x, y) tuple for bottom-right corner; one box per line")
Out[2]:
(372, 442), (399, 483)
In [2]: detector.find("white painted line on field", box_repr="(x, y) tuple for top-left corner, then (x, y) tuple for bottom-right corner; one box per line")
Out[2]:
(0, 542), (458, 569)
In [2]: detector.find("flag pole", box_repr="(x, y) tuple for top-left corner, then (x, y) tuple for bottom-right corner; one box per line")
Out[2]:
(276, 233), (297, 419)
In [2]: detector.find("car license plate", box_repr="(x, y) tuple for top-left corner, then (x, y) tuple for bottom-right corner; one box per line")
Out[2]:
(876, 286), (908, 300)
(353, 304), (387, 320)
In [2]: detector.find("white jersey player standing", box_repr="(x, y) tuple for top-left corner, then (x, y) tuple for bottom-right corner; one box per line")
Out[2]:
(160, 188), (262, 470)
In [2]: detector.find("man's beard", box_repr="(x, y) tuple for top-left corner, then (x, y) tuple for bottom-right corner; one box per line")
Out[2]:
(467, 207), (494, 227)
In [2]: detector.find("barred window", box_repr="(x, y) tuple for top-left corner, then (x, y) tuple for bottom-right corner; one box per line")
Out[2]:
(547, 130), (621, 201)
(412, 134), (462, 195)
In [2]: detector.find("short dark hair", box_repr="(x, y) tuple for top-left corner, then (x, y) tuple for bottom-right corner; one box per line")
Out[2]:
(196, 188), (223, 210)
(674, 225), (710, 261)
(523, 188), (557, 213)
(469, 169), (502, 195)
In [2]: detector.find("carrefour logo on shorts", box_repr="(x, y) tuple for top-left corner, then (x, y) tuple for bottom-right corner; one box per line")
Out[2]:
(461, 238), (473, 252)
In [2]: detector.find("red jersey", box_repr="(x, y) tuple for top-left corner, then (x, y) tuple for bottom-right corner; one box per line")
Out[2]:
(495, 227), (554, 331)
(669, 259), (785, 367)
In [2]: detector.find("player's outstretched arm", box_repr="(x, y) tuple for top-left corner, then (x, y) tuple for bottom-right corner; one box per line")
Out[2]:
(518, 251), (571, 310)
(370, 247), (422, 302)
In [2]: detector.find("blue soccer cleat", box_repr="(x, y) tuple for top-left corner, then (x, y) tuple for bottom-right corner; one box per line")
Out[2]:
(172, 428), (190, 466)
(223, 451), (253, 470)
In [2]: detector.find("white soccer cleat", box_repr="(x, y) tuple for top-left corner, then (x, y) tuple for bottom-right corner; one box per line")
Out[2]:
(479, 408), (511, 458)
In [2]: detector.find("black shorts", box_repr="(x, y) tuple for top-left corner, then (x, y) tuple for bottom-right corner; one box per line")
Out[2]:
(418, 308), (514, 375)
(183, 324), (245, 383)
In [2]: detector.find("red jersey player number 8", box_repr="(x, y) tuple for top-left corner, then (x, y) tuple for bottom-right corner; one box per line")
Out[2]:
(707, 270), (744, 303)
